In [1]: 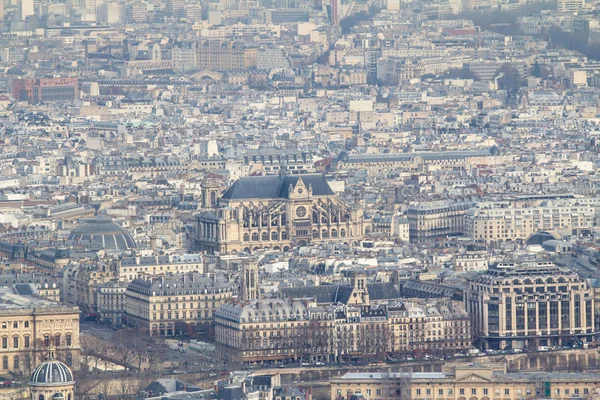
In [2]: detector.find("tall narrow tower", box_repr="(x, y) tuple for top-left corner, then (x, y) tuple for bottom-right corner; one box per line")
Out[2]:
(19, 0), (34, 20)
(201, 180), (220, 209)
(330, 0), (338, 25)
(240, 260), (259, 301)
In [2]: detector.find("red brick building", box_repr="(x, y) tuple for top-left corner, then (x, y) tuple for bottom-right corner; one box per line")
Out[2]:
(12, 77), (78, 103)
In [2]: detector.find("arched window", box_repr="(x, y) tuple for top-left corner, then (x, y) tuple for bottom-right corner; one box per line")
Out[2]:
(2, 356), (7, 369)
(341, 229), (346, 237)
(331, 229), (338, 238)
(251, 233), (259, 241)
(313, 230), (319, 239)
(281, 232), (287, 240)
(39, 396), (44, 400)
(261, 232), (268, 241)
(210, 191), (216, 206)
(13, 355), (18, 369)
(243, 233), (250, 242)
(44, 335), (50, 347)
(271, 232), (278, 241)
(54, 334), (61, 347)
(322, 229), (329, 239)
(365, 226), (371, 235)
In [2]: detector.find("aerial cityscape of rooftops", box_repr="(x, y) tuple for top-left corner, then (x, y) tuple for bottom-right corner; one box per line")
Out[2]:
(5, 0), (600, 398)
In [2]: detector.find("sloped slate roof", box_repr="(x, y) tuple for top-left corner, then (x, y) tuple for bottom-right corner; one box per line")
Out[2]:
(281, 284), (352, 304)
(221, 174), (334, 200)
(281, 283), (402, 304)
(366, 283), (401, 301)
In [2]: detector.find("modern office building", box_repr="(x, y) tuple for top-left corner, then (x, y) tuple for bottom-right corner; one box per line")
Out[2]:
(557, 0), (584, 12)
(196, 40), (257, 71)
(12, 77), (78, 104)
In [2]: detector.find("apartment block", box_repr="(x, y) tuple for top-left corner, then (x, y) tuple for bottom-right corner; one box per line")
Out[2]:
(465, 199), (600, 243)
(407, 200), (474, 241)
(125, 272), (236, 337)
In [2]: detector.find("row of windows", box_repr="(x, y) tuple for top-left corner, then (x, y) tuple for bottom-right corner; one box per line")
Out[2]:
(313, 229), (346, 239)
(152, 301), (217, 310)
(1, 334), (72, 349)
(1, 321), (30, 329)
(35, 394), (72, 400)
(152, 310), (212, 320)
(414, 388), (510, 396)
(413, 387), (591, 396)
(243, 232), (289, 242)
(1, 353), (73, 370)
(122, 264), (201, 273)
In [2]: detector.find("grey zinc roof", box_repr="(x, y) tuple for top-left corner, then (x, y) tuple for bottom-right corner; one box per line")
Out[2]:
(217, 386), (246, 400)
(127, 273), (234, 296)
(402, 280), (459, 298)
(13, 283), (35, 296)
(282, 282), (402, 304)
(68, 217), (136, 251)
(221, 174), (334, 200)
(121, 254), (203, 266)
(281, 284), (352, 304)
(345, 149), (492, 164)
(340, 372), (447, 380)
(366, 283), (401, 301)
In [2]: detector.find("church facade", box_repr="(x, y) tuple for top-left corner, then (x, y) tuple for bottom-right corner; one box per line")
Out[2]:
(195, 174), (371, 255)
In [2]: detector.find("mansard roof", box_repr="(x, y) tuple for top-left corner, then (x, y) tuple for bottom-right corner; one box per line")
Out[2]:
(221, 174), (334, 200)
(281, 282), (401, 305)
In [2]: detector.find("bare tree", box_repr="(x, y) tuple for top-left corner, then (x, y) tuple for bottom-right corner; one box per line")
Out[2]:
(112, 328), (138, 372)
(80, 334), (109, 372)
(305, 319), (331, 363)
(19, 338), (44, 377)
(118, 375), (136, 399)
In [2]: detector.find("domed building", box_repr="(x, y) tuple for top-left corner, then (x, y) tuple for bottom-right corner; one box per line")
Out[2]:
(29, 347), (75, 400)
(68, 217), (136, 252)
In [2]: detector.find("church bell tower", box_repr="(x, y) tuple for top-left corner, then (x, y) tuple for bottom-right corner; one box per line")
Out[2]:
(201, 180), (220, 209)
(240, 260), (259, 301)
